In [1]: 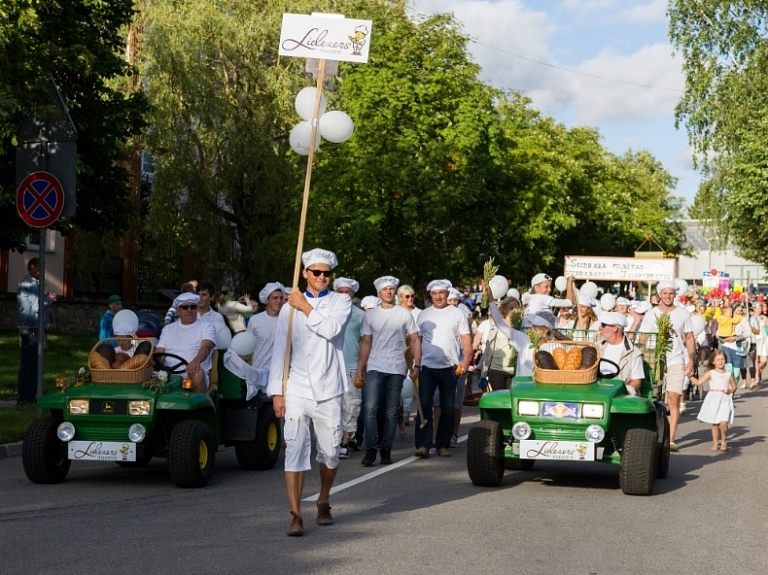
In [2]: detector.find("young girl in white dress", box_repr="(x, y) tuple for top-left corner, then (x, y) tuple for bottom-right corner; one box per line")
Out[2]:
(690, 350), (737, 451)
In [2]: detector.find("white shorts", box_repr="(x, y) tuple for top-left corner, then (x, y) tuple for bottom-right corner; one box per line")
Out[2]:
(663, 363), (685, 395)
(283, 395), (342, 472)
(342, 369), (362, 433)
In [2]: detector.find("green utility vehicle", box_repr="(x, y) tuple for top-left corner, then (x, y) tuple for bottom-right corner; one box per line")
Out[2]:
(467, 350), (670, 495)
(22, 349), (281, 488)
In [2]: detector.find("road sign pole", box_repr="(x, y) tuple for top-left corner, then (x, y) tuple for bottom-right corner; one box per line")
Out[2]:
(37, 147), (47, 405)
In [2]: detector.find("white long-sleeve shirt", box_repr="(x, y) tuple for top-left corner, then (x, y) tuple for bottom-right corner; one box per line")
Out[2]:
(267, 290), (352, 402)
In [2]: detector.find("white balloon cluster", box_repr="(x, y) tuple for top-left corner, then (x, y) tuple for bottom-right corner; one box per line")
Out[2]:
(289, 87), (354, 155)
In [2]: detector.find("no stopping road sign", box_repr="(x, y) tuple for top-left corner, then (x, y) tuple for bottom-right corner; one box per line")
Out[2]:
(16, 171), (65, 228)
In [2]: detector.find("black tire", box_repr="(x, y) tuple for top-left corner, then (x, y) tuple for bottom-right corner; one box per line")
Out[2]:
(467, 420), (505, 487)
(619, 428), (657, 495)
(235, 403), (281, 471)
(505, 458), (536, 471)
(168, 420), (215, 488)
(22, 418), (71, 484)
(656, 417), (670, 479)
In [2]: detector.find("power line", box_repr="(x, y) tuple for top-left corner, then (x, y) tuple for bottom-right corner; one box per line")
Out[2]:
(471, 39), (685, 93)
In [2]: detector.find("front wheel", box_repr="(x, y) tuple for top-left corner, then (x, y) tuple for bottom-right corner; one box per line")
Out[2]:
(467, 420), (505, 487)
(235, 403), (281, 471)
(23, 418), (71, 484)
(168, 420), (215, 488)
(619, 428), (657, 495)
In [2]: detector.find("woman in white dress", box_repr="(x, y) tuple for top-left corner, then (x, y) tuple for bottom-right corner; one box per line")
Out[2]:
(690, 349), (737, 451)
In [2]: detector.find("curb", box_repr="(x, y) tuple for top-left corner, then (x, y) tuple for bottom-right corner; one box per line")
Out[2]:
(0, 441), (22, 460)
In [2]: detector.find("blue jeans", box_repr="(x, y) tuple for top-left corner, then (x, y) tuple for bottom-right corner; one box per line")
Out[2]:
(363, 371), (405, 450)
(722, 346), (744, 377)
(415, 366), (457, 450)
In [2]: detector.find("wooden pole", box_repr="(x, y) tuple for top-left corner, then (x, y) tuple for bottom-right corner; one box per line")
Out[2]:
(282, 59), (327, 396)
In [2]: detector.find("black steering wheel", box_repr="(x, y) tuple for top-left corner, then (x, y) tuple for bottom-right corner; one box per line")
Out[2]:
(598, 358), (621, 379)
(153, 352), (189, 375)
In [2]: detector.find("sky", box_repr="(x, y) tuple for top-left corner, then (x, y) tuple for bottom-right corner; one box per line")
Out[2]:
(408, 0), (698, 207)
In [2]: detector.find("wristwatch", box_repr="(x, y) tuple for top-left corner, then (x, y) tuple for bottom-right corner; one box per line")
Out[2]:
(413, 364), (421, 368)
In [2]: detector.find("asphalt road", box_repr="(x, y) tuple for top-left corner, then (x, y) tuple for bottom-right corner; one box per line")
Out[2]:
(1, 389), (766, 575)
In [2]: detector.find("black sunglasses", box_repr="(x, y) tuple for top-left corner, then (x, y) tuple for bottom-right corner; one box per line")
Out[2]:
(178, 304), (197, 311)
(306, 268), (332, 278)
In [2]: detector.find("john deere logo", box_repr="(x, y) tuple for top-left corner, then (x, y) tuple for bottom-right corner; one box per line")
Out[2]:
(102, 401), (115, 414)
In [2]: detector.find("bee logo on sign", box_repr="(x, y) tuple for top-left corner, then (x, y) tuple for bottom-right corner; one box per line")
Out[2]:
(16, 171), (65, 228)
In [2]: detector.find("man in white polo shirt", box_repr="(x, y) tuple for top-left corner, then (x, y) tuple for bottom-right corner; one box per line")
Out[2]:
(356, 275), (421, 466)
(415, 279), (472, 458)
(268, 248), (351, 537)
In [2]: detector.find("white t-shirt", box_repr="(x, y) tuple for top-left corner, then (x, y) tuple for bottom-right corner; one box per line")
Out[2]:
(246, 311), (280, 370)
(362, 305), (419, 375)
(525, 293), (572, 316)
(600, 342), (644, 396)
(639, 306), (693, 366)
(418, 305), (471, 368)
(157, 319), (217, 378)
(198, 307), (226, 327)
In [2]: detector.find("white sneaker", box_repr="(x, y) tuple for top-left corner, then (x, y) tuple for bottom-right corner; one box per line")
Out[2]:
(338, 445), (350, 459)
(679, 402), (686, 415)
(740, 383), (747, 389)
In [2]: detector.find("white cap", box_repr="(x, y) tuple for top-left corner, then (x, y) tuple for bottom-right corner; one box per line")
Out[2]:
(616, 297), (630, 306)
(360, 296), (381, 310)
(173, 292), (200, 309)
(114, 323), (135, 336)
(578, 297), (597, 308)
(506, 287), (521, 301)
(531, 273), (551, 287)
(447, 288), (462, 301)
(258, 282), (285, 304)
(373, 276), (399, 292)
(333, 277), (359, 293)
(599, 312), (628, 329)
(301, 248), (338, 269)
(657, 280), (677, 294)
(427, 279), (452, 292)
(522, 311), (556, 330)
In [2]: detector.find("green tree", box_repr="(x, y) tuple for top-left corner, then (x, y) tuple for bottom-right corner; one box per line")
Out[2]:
(669, 1), (768, 266)
(0, 0), (148, 252)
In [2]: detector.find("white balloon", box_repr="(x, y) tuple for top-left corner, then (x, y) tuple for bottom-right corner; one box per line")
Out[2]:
(215, 323), (232, 350)
(675, 278), (689, 295)
(289, 121), (321, 156)
(506, 287), (521, 301)
(600, 293), (616, 311)
(294, 87), (327, 121)
(230, 331), (257, 356)
(112, 309), (139, 332)
(691, 314), (706, 337)
(581, 281), (599, 299)
(554, 276), (567, 292)
(319, 110), (354, 143)
(401, 377), (414, 400)
(489, 275), (509, 301)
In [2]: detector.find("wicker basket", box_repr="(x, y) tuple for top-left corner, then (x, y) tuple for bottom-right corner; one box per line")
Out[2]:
(533, 341), (601, 384)
(89, 338), (155, 383)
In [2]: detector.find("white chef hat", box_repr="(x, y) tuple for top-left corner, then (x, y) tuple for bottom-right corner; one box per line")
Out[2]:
(360, 296), (381, 310)
(333, 277), (360, 293)
(259, 282), (285, 304)
(427, 279), (452, 292)
(301, 248), (338, 269)
(373, 276), (399, 292)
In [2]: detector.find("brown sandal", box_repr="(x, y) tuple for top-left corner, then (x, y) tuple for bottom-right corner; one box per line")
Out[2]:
(720, 441), (728, 452)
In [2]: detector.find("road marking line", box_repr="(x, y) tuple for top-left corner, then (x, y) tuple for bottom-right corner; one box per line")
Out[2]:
(303, 433), (468, 501)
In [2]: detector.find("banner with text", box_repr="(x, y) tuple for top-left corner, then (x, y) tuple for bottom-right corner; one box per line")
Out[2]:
(279, 13), (373, 62)
(564, 256), (675, 282)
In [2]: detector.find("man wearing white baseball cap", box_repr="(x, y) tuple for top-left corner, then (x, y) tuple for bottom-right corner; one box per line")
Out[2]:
(356, 275), (421, 466)
(597, 312), (644, 396)
(268, 248), (351, 536)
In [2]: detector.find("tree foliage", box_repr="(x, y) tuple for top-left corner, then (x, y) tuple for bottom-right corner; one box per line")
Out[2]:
(669, 1), (768, 266)
(0, 0), (148, 252)
(140, 0), (686, 294)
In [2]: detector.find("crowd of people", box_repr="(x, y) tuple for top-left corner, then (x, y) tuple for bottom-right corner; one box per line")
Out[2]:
(16, 250), (765, 536)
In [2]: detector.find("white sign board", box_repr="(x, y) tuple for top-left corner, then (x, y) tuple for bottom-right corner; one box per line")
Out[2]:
(279, 13), (373, 63)
(564, 256), (675, 282)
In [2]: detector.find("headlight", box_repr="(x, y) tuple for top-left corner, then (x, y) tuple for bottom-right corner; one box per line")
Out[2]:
(57, 422), (76, 442)
(129, 400), (151, 416)
(518, 401), (539, 416)
(69, 399), (89, 415)
(512, 421), (532, 440)
(585, 424), (606, 443)
(583, 403), (604, 419)
(128, 424), (146, 443)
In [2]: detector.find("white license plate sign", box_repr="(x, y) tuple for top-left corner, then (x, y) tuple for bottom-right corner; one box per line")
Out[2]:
(519, 440), (595, 461)
(68, 441), (136, 462)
